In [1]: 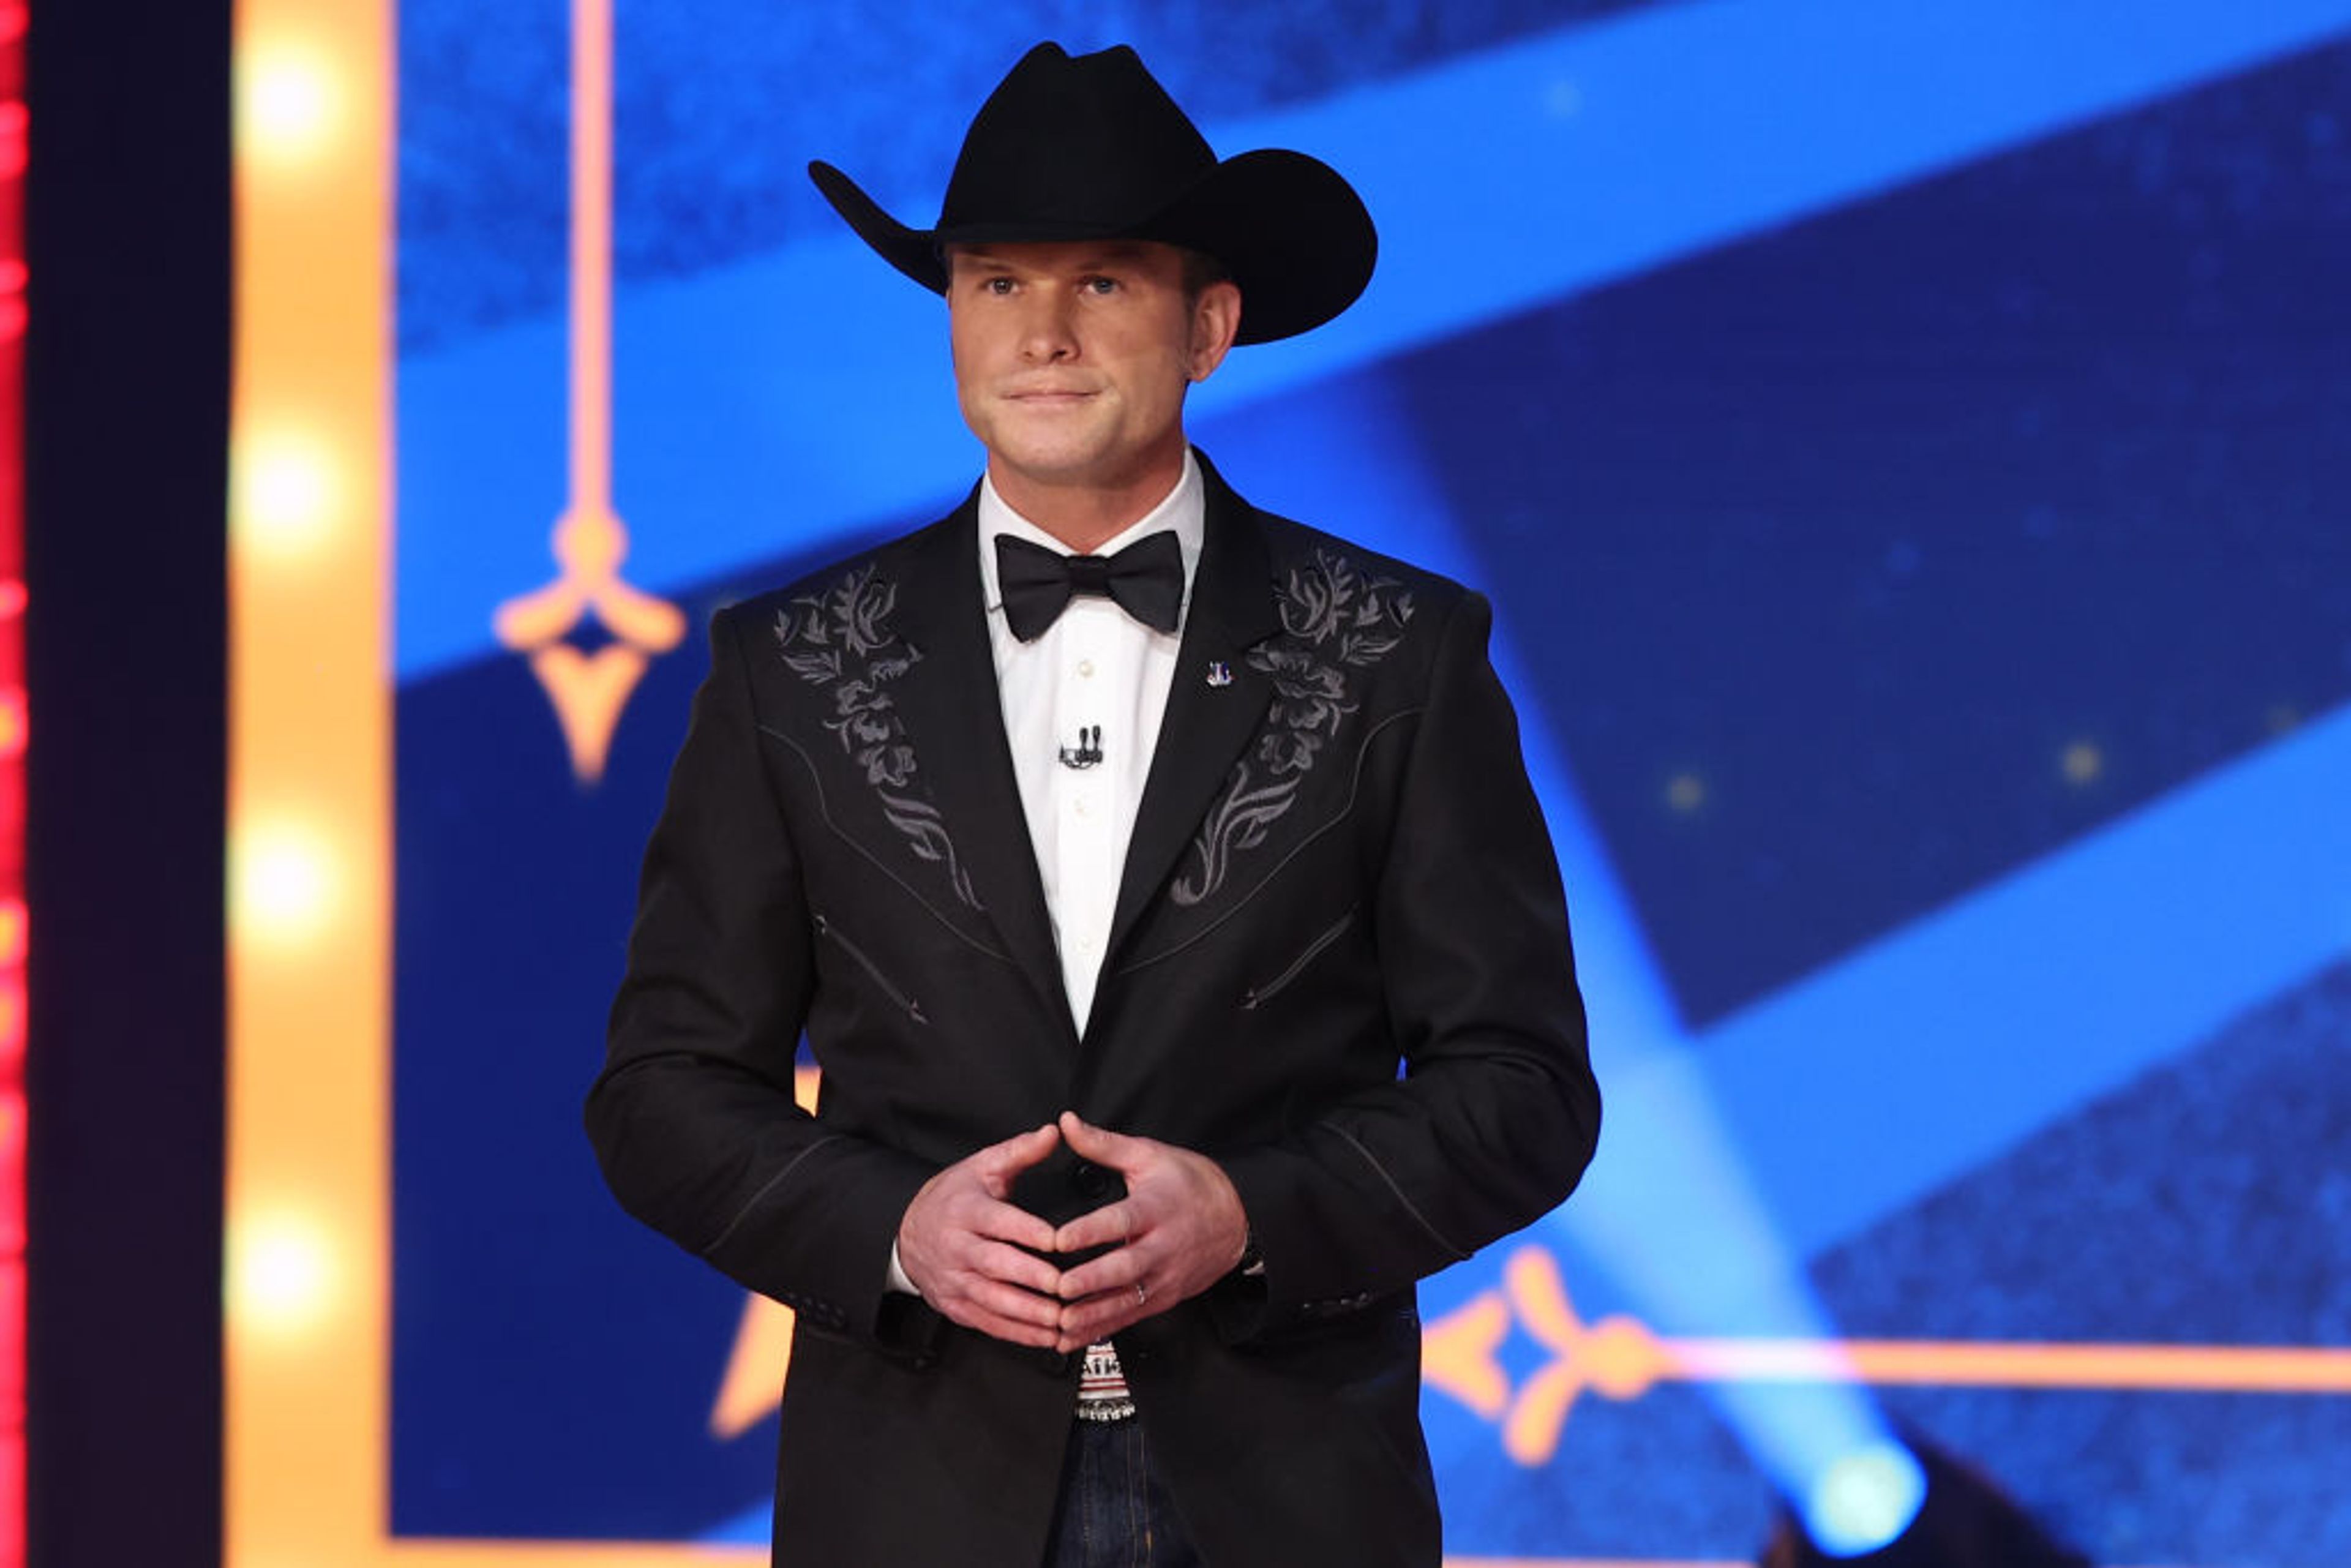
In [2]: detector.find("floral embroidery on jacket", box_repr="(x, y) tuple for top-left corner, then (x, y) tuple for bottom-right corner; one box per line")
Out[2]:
(773, 566), (981, 909)
(1173, 549), (1414, 906)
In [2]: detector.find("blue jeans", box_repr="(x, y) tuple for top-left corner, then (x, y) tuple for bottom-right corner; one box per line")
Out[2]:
(1043, 1418), (1202, 1568)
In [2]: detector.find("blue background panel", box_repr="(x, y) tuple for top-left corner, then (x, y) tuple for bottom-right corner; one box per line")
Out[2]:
(399, 0), (1660, 350)
(391, 2), (2351, 1558)
(1403, 38), (2351, 1019)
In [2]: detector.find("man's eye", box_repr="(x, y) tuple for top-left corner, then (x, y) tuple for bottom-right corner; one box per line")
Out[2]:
(984, 276), (1016, 295)
(1083, 276), (1119, 295)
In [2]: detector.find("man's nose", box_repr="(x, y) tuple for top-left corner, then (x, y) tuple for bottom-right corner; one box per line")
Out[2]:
(1018, 291), (1079, 361)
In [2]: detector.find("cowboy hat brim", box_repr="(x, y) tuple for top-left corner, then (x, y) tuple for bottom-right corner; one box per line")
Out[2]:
(808, 148), (1375, 345)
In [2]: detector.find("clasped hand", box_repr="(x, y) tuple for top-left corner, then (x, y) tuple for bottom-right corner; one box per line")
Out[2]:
(895, 1110), (1248, 1354)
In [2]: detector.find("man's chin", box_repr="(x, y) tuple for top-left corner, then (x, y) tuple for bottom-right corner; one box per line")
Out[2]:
(985, 443), (1120, 492)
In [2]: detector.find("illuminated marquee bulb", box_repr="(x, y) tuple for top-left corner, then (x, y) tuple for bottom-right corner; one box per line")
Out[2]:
(234, 821), (337, 947)
(234, 432), (339, 561)
(231, 1212), (339, 1338)
(239, 41), (340, 165)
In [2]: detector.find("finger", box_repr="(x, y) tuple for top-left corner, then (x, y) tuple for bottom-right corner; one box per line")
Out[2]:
(956, 1275), (1066, 1332)
(959, 1305), (1063, 1350)
(1054, 1288), (1152, 1348)
(974, 1122), (1063, 1191)
(958, 1193), (1059, 1255)
(964, 1237), (1065, 1298)
(925, 1270), (1063, 1348)
(1057, 1245), (1145, 1302)
(1057, 1110), (1146, 1170)
(1051, 1201), (1135, 1258)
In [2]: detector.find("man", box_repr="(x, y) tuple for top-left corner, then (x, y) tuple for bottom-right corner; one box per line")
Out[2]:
(588, 40), (1599, 1567)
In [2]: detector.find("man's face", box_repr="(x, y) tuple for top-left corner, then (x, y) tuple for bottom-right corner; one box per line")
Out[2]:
(947, 240), (1240, 512)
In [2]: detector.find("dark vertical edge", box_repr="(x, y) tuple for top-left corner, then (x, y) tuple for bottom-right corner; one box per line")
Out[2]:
(23, 1), (232, 1563)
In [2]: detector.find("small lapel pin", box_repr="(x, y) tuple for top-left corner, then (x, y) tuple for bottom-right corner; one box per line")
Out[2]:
(1205, 660), (1233, 688)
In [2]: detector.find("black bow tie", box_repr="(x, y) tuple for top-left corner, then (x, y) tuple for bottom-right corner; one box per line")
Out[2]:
(995, 531), (1185, 642)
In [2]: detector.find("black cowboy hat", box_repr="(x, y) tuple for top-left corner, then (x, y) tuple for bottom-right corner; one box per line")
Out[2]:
(808, 42), (1376, 345)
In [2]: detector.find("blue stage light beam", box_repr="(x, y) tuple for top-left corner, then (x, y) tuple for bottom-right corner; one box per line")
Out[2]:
(1195, 375), (1926, 1553)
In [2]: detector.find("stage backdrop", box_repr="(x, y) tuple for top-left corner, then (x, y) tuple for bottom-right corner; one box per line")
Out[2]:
(244, 1), (2351, 1562)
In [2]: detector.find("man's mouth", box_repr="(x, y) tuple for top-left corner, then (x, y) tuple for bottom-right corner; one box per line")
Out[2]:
(1003, 384), (1097, 404)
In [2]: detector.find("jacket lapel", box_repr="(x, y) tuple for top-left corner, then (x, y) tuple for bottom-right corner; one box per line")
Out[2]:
(888, 500), (1078, 1041)
(1106, 457), (1282, 959)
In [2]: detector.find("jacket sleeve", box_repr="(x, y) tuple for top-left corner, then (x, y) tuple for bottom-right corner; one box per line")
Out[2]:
(585, 606), (937, 1348)
(1210, 590), (1600, 1336)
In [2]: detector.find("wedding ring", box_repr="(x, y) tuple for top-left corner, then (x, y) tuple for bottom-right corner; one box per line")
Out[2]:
(1133, 1281), (1149, 1306)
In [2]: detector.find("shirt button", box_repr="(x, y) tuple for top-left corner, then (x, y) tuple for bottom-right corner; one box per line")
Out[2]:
(1074, 796), (1095, 818)
(1077, 659), (1097, 678)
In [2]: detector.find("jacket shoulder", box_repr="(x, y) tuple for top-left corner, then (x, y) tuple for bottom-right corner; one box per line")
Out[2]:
(1250, 509), (1475, 615)
(1244, 509), (1483, 691)
(713, 505), (969, 636)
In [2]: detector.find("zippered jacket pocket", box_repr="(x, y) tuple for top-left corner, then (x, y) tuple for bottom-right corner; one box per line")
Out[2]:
(814, 912), (928, 1025)
(1242, 906), (1358, 1010)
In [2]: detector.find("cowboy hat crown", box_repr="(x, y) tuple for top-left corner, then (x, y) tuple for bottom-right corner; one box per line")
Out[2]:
(809, 42), (1376, 344)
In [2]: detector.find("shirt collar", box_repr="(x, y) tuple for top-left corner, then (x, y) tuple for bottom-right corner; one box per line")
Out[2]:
(977, 449), (1205, 619)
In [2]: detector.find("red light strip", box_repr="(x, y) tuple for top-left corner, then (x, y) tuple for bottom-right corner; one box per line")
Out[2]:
(0, 0), (24, 1561)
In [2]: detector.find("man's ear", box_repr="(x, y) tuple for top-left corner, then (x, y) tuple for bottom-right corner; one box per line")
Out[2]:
(1188, 280), (1243, 383)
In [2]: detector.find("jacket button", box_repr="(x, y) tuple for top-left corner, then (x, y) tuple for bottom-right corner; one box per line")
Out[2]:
(1071, 1160), (1115, 1200)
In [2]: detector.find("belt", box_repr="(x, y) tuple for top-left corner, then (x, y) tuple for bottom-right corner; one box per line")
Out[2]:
(1074, 1340), (1135, 1422)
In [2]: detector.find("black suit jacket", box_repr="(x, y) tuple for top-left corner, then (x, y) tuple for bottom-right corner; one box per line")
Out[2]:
(588, 454), (1600, 1566)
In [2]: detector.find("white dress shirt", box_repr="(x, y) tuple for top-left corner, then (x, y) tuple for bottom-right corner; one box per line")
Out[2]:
(977, 450), (1204, 1032)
